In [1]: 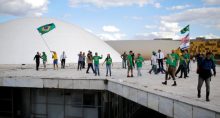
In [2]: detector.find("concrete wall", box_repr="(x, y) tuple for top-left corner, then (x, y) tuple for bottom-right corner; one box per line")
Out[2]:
(0, 77), (220, 118)
(107, 80), (220, 118)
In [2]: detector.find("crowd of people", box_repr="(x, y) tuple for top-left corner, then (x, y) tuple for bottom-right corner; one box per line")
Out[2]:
(33, 49), (217, 101)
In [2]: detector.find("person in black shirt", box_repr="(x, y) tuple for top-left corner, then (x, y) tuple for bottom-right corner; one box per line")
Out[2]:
(197, 52), (216, 102)
(34, 52), (41, 71)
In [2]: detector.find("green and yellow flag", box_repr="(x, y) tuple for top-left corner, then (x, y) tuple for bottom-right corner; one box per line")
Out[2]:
(180, 25), (189, 34)
(37, 23), (55, 35)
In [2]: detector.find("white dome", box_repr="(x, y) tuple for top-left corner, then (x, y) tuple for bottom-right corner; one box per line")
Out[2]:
(0, 18), (121, 64)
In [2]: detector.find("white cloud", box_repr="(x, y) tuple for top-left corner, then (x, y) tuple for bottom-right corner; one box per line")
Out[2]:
(161, 7), (220, 22)
(154, 2), (161, 8)
(98, 33), (126, 40)
(200, 33), (220, 39)
(136, 20), (181, 40)
(166, 4), (190, 10)
(135, 31), (180, 40)
(145, 25), (157, 29)
(69, 0), (160, 8)
(103, 25), (120, 33)
(161, 7), (220, 30)
(159, 21), (181, 32)
(0, 0), (49, 16)
(203, 0), (220, 5)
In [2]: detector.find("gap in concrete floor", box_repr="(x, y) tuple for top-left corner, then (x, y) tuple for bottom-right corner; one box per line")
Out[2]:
(0, 87), (167, 118)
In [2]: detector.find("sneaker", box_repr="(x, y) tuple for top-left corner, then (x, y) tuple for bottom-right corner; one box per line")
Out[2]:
(172, 81), (177, 86)
(162, 81), (167, 85)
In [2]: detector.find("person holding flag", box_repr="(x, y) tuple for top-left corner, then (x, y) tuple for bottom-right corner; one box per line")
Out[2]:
(51, 51), (58, 70)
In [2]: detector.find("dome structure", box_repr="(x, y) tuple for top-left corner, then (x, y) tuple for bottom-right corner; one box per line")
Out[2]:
(0, 18), (121, 64)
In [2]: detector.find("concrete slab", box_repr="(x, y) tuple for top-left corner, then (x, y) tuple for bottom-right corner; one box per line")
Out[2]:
(115, 83), (123, 95)
(128, 87), (138, 103)
(89, 80), (105, 90)
(122, 86), (130, 98)
(73, 80), (90, 89)
(0, 62), (220, 116)
(107, 81), (115, 93)
(137, 90), (148, 107)
(159, 96), (174, 117)
(148, 93), (159, 112)
(2, 78), (16, 86)
(216, 113), (220, 118)
(174, 101), (193, 118)
(193, 106), (215, 118)
(43, 79), (59, 88)
(59, 80), (73, 89)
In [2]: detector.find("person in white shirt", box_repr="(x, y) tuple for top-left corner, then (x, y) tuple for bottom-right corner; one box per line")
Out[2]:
(149, 51), (158, 74)
(60, 51), (67, 69)
(157, 49), (165, 73)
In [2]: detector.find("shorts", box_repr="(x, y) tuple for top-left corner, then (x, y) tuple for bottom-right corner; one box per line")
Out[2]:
(53, 59), (58, 65)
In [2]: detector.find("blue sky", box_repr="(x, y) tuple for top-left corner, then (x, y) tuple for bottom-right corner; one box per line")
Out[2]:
(0, 0), (220, 40)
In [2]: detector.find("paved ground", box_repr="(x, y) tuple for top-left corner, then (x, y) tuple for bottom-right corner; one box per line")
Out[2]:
(0, 61), (220, 112)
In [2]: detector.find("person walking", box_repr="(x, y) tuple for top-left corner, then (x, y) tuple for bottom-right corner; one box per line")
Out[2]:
(175, 53), (187, 78)
(86, 51), (95, 74)
(197, 52), (216, 102)
(149, 51), (158, 74)
(82, 52), (86, 69)
(77, 51), (83, 70)
(51, 51), (58, 70)
(162, 50), (179, 86)
(184, 50), (190, 74)
(127, 51), (134, 77)
(34, 52), (41, 71)
(157, 49), (165, 74)
(60, 51), (67, 69)
(103, 54), (113, 77)
(132, 52), (135, 68)
(121, 52), (127, 69)
(136, 53), (144, 77)
(41, 52), (47, 70)
(93, 52), (103, 76)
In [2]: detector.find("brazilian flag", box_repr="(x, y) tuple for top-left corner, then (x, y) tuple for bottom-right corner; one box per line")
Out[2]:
(180, 25), (189, 34)
(37, 23), (55, 35)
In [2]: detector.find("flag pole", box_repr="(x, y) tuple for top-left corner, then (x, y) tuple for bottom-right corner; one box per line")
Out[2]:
(40, 34), (51, 52)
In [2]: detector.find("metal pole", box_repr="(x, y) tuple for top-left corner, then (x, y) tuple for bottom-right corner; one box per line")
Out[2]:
(40, 35), (51, 52)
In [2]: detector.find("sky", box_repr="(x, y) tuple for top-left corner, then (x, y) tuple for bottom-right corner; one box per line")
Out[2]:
(0, 0), (220, 40)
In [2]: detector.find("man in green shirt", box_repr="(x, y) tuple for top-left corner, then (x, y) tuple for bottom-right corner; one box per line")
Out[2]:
(127, 51), (134, 77)
(93, 52), (103, 76)
(136, 53), (144, 76)
(184, 50), (190, 74)
(162, 50), (179, 86)
(175, 53), (187, 78)
(41, 52), (47, 70)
